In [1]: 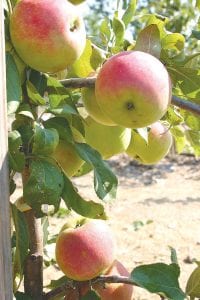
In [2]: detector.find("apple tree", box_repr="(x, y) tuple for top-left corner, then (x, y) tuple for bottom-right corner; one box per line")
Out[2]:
(2, 0), (200, 299)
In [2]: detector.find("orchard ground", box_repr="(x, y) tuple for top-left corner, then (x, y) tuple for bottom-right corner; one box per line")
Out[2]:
(13, 153), (200, 299)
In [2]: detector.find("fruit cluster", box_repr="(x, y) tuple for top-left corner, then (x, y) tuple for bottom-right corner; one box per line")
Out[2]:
(56, 217), (134, 299)
(10, 0), (173, 175)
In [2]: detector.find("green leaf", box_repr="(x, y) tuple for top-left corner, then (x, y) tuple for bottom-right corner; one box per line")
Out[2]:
(71, 113), (85, 137)
(186, 266), (200, 299)
(166, 107), (184, 126)
(29, 70), (47, 96)
(8, 130), (25, 172)
(32, 125), (59, 155)
(12, 116), (34, 146)
(17, 103), (35, 120)
(47, 103), (78, 118)
(11, 204), (29, 289)
(131, 263), (185, 300)
(170, 126), (186, 154)
(187, 130), (200, 156)
(146, 15), (166, 38)
(6, 53), (22, 114)
(100, 18), (111, 44)
(184, 112), (200, 130)
(191, 30), (200, 40)
(75, 143), (118, 200)
(23, 160), (64, 217)
(15, 292), (32, 300)
(168, 66), (200, 100)
(82, 290), (100, 300)
(71, 39), (94, 77)
(112, 14), (125, 46)
(162, 33), (185, 52)
(90, 45), (106, 70)
(122, 0), (137, 28)
(134, 24), (161, 58)
(47, 76), (69, 108)
(62, 175), (107, 219)
(26, 81), (46, 105)
(43, 117), (73, 143)
(169, 247), (179, 265)
(183, 53), (200, 69)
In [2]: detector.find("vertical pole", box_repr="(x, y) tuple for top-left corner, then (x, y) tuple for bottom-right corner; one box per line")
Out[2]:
(0, 2), (13, 300)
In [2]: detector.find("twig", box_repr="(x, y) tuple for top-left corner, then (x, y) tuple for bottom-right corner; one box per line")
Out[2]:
(93, 275), (138, 286)
(43, 275), (139, 299)
(60, 77), (96, 88)
(60, 77), (200, 116)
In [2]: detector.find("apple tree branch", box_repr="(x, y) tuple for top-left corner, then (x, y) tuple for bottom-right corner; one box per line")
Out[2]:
(60, 77), (200, 116)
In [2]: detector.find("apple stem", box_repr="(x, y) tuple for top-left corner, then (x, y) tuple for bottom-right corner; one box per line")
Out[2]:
(60, 77), (200, 116)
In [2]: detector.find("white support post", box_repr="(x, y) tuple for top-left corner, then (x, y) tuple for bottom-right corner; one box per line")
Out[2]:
(0, 2), (13, 300)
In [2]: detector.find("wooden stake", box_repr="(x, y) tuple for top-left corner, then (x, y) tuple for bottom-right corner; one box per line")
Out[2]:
(0, 2), (13, 300)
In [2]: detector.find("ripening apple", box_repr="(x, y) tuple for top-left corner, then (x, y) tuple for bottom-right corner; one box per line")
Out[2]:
(84, 116), (131, 159)
(82, 87), (116, 126)
(95, 260), (134, 300)
(10, 0), (86, 73)
(126, 122), (173, 164)
(51, 127), (84, 177)
(55, 217), (116, 281)
(95, 51), (172, 128)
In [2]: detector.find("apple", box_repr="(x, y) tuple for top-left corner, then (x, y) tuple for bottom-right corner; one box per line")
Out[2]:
(68, 0), (86, 4)
(126, 122), (173, 164)
(95, 260), (134, 300)
(73, 161), (93, 177)
(55, 218), (116, 281)
(51, 127), (85, 177)
(95, 51), (172, 128)
(82, 87), (116, 126)
(10, 0), (86, 73)
(84, 116), (131, 159)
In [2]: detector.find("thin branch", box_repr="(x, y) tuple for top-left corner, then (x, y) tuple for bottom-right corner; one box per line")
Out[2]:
(60, 77), (96, 88)
(60, 77), (200, 116)
(43, 275), (167, 300)
(93, 275), (138, 286)
(172, 95), (200, 116)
